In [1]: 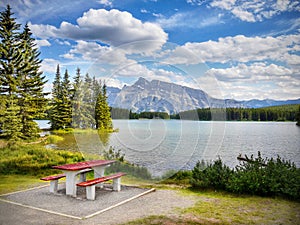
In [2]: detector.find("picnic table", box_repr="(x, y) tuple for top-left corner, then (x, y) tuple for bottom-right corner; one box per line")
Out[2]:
(52, 159), (115, 197)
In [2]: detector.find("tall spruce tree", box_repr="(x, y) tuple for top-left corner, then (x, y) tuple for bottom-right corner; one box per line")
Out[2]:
(72, 67), (84, 128)
(18, 24), (48, 139)
(296, 105), (300, 126)
(95, 83), (112, 130)
(49, 65), (62, 130)
(0, 5), (23, 141)
(81, 73), (95, 128)
(60, 69), (72, 128)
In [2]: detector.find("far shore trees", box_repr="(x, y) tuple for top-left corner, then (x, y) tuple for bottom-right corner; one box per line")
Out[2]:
(49, 65), (113, 131)
(0, 5), (47, 142)
(296, 105), (300, 126)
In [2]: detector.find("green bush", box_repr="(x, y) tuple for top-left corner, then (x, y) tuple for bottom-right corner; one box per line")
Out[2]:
(228, 152), (300, 199)
(190, 152), (300, 200)
(160, 170), (193, 185)
(191, 158), (233, 190)
(0, 145), (84, 176)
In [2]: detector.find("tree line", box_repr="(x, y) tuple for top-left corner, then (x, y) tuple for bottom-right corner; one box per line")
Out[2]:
(49, 66), (112, 131)
(111, 105), (300, 122)
(110, 108), (170, 120)
(0, 5), (113, 143)
(0, 5), (47, 141)
(172, 105), (300, 122)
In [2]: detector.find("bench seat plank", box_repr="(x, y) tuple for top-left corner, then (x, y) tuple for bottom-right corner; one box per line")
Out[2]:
(40, 174), (66, 181)
(77, 172), (126, 187)
(77, 172), (126, 200)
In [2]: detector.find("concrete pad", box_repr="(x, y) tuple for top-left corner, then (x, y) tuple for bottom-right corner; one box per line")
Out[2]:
(0, 183), (155, 220)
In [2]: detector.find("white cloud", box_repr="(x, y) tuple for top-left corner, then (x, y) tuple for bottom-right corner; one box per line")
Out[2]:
(98, 0), (113, 7)
(29, 9), (168, 53)
(186, 0), (208, 6)
(231, 6), (255, 22)
(61, 40), (137, 66)
(206, 63), (293, 82)
(210, 0), (300, 22)
(40, 58), (61, 73)
(164, 34), (300, 66)
(156, 11), (223, 29)
(200, 62), (299, 100)
(35, 39), (51, 47)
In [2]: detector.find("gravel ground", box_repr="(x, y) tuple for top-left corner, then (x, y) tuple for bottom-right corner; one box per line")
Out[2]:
(0, 184), (196, 225)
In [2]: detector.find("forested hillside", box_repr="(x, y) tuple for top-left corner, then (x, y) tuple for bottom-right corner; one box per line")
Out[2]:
(110, 104), (300, 122)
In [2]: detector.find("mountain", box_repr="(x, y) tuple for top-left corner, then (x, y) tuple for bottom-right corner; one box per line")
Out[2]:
(107, 77), (300, 113)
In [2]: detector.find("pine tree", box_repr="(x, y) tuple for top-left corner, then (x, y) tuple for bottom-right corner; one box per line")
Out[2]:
(49, 65), (63, 130)
(0, 5), (23, 141)
(296, 105), (300, 126)
(17, 23), (48, 139)
(72, 67), (84, 128)
(95, 83), (113, 130)
(81, 73), (95, 128)
(60, 69), (72, 128)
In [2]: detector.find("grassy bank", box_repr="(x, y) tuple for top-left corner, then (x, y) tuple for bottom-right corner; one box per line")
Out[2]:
(0, 174), (44, 195)
(124, 188), (300, 225)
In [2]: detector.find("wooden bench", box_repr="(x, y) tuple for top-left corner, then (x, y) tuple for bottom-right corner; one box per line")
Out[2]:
(77, 172), (126, 200)
(41, 168), (93, 193)
(40, 174), (66, 193)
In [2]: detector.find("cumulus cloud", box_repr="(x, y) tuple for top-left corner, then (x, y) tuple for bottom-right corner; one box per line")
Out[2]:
(206, 63), (293, 82)
(98, 0), (113, 7)
(34, 39), (51, 47)
(40, 58), (61, 73)
(29, 8), (168, 53)
(200, 62), (299, 100)
(164, 34), (300, 66)
(156, 11), (223, 29)
(210, 0), (300, 22)
(61, 40), (139, 67)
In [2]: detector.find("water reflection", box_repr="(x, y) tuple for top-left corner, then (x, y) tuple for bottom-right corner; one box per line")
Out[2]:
(49, 131), (111, 156)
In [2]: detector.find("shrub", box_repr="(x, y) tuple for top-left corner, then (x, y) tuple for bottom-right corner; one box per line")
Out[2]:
(191, 157), (233, 190)
(160, 170), (193, 185)
(190, 152), (300, 200)
(0, 145), (84, 176)
(227, 152), (300, 199)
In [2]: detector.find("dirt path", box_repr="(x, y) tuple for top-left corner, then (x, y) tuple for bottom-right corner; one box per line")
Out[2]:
(0, 189), (196, 225)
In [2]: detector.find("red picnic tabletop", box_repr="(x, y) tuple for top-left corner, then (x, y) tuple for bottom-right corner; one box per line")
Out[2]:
(52, 159), (115, 171)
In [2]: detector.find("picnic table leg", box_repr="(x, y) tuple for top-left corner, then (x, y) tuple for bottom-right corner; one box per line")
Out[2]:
(79, 173), (87, 182)
(86, 186), (96, 200)
(65, 171), (77, 197)
(49, 180), (59, 193)
(93, 166), (105, 188)
(113, 177), (121, 192)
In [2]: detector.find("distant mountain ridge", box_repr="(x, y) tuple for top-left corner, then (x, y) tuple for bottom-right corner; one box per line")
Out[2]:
(107, 77), (300, 113)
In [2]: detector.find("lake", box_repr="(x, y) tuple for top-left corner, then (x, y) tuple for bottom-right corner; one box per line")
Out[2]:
(38, 120), (300, 177)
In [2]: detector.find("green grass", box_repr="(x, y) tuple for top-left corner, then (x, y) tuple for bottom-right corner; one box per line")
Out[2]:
(0, 174), (44, 195)
(177, 189), (300, 225)
(123, 189), (300, 225)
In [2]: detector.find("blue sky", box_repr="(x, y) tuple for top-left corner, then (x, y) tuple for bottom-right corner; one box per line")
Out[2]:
(1, 0), (300, 100)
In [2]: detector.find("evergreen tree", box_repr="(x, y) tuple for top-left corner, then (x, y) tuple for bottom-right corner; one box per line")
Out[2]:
(95, 83), (112, 130)
(0, 5), (23, 140)
(49, 65), (62, 130)
(296, 105), (300, 126)
(81, 73), (95, 128)
(17, 23), (48, 139)
(72, 67), (84, 128)
(60, 69), (72, 128)
(0, 6), (47, 141)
